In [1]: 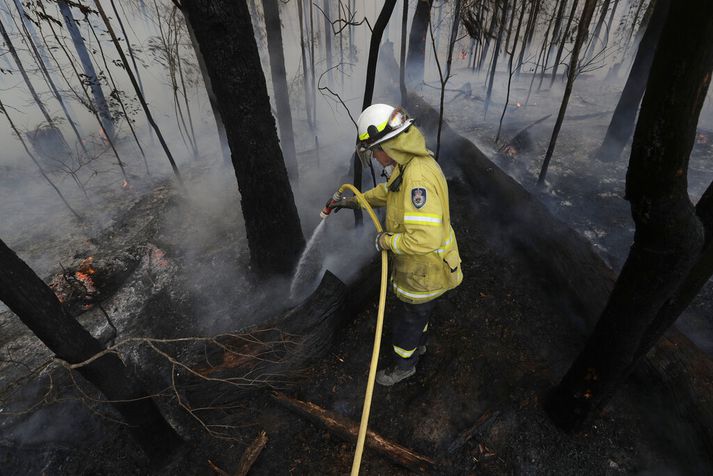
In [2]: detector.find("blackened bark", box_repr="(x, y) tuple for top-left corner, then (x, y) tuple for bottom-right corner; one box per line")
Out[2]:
(484, 1), (509, 118)
(549, 0), (579, 86)
(92, 0), (182, 182)
(0, 239), (181, 464)
(57, 0), (114, 138)
(399, 0), (408, 104)
(595, 0), (670, 162)
(537, 0), (596, 186)
(180, 0), (305, 276)
(406, 0), (434, 87)
(477, 2), (499, 72)
(352, 0), (398, 225)
(545, 0), (713, 431)
(262, 0), (299, 180)
(539, 0), (568, 89)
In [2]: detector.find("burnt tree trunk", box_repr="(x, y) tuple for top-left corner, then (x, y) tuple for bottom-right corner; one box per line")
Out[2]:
(539, 0), (568, 90)
(0, 239), (181, 464)
(484, 0), (508, 118)
(549, 0), (579, 86)
(180, 0), (305, 276)
(352, 0), (398, 226)
(477, 1), (499, 72)
(57, 0), (114, 138)
(545, 0), (713, 431)
(537, 0), (596, 186)
(406, 0), (434, 87)
(595, 0), (670, 162)
(262, 0), (299, 180)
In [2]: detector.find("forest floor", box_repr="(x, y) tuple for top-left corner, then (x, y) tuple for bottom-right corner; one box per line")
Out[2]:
(3, 89), (712, 474)
(416, 69), (713, 357)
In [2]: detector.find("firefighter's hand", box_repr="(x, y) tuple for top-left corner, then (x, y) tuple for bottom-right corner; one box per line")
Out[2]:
(332, 196), (360, 212)
(375, 232), (391, 252)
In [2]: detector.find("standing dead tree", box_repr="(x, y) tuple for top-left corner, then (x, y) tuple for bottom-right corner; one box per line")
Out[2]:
(57, 0), (115, 139)
(406, 0), (435, 88)
(549, 0), (580, 86)
(9, 0), (87, 155)
(594, 0), (670, 162)
(483, 0), (507, 118)
(429, 0), (463, 159)
(545, 0), (713, 431)
(537, 0), (596, 186)
(496, 0), (526, 143)
(91, 0), (183, 183)
(351, 0), (398, 226)
(262, 0), (299, 181)
(179, 0), (305, 276)
(0, 238), (182, 464)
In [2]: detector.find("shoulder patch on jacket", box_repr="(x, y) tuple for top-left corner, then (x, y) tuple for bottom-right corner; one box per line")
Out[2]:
(411, 187), (427, 209)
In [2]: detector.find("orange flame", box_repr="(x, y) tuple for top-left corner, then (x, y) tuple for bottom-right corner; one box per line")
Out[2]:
(74, 271), (96, 294)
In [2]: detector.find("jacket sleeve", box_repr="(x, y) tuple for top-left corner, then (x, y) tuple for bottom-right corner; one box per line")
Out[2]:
(362, 183), (388, 208)
(384, 178), (444, 255)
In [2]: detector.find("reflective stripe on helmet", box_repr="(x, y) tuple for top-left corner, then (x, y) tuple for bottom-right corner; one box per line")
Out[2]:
(358, 118), (389, 141)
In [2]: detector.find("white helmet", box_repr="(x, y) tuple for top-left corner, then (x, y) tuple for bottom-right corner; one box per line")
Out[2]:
(356, 104), (414, 151)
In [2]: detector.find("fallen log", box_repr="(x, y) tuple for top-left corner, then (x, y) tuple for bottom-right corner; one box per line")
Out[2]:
(271, 391), (434, 473)
(407, 93), (713, 461)
(447, 409), (500, 454)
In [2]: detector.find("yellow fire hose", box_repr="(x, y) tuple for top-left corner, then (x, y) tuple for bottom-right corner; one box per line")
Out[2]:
(331, 183), (388, 475)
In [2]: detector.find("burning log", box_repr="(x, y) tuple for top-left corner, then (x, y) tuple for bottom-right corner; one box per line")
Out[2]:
(272, 392), (434, 473)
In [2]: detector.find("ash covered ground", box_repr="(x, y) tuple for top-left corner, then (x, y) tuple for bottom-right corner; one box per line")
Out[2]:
(1, 93), (711, 473)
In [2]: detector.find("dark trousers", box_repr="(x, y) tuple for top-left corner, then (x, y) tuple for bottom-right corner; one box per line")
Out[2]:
(392, 298), (437, 369)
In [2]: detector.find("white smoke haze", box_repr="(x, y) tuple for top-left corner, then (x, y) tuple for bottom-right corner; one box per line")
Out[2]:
(1, 0), (713, 472)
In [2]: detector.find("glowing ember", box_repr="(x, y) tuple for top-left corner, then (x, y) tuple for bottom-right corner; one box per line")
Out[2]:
(78, 256), (96, 275)
(74, 271), (97, 294)
(121, 179), (129, 189)
(516, 102), (522, 108)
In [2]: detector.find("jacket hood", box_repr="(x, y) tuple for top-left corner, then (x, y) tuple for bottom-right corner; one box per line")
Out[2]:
(380, 125), (429, 166)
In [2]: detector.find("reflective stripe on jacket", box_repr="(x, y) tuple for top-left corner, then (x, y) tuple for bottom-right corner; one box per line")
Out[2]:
(362, 125), (463, 304)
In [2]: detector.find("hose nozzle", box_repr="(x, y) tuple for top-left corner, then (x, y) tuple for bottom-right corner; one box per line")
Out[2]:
(320, 190), (343, 219)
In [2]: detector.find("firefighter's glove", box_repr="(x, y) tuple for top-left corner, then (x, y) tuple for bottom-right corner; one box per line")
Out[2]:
(375, 232), (392, 252)
(332, 196), (360, 212)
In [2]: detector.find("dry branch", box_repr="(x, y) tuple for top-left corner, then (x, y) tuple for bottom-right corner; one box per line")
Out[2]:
(236, 430), (268, 476)
(271, 391), (434, 473)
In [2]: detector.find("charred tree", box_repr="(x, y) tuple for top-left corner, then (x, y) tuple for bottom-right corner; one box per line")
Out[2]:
(322, 0), (333, 84)
(262, 0), (299, 181)
(180, 0), (305, 276)
(0, 239), (182, 464)
(352, 0), (398, 226)
(399, 0), (408, 104)
(406, 0), (434, 87)
(10, 0), (86, 155)
(57, 0), (114, 138)
(496, 0), (527, 143)
(477, 2), (499, 72)
(297, 0), (314, 130)
(92, 0), (182, 182)
(539, 0), (568, 89)
(545, 0), (713, 431)
(595, 0), (670, 162)
(549, 0), (579, 86)
(484, 0), (508, 118)
(537, 0), (596, 186)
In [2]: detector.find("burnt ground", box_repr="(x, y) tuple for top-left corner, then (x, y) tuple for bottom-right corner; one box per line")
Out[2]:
(2, 161), (709, 474)
(417, 69), (713, 357)
(1, 79), (712, 473)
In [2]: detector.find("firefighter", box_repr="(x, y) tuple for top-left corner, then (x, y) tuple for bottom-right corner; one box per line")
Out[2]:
(333, 104), (463, 386)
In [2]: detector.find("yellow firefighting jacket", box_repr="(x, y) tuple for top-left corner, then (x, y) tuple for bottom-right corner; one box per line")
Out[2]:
(362, 125), (463, 304)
